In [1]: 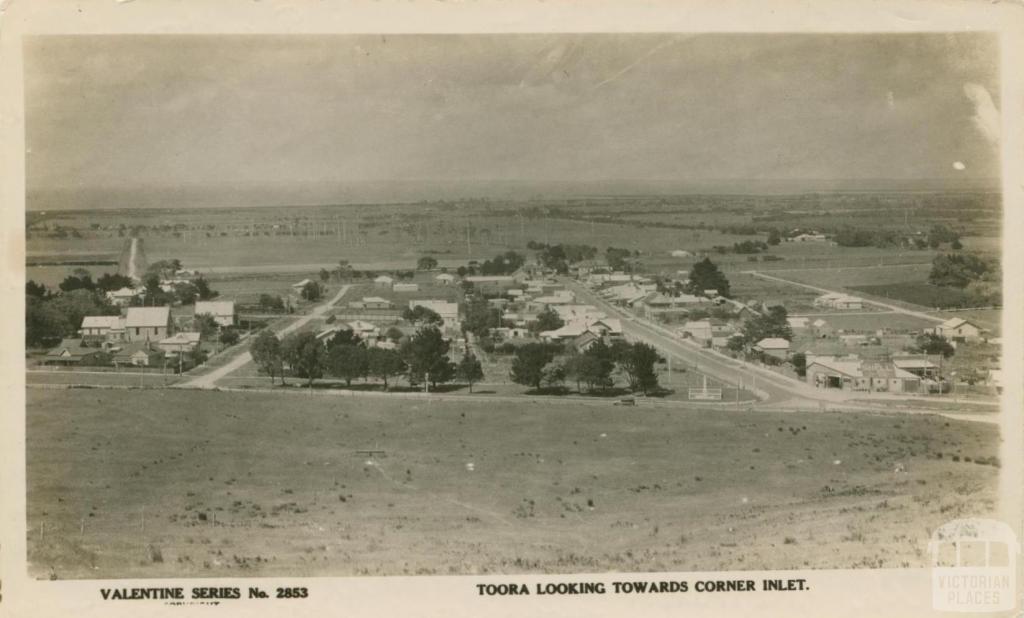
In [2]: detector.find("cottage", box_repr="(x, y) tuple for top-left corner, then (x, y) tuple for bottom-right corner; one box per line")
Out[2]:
(291, 279), (313, 293)
(106, 286), (141, 307)
(158, 331), (201, 355)
(408, 300), (459, 330)
(80, 315), (125, 342)
(346, 320), (379, 336)
(194, 300), (236, 327)
(892, 356), (940, 378)
(124, 307), (173, 342)
(110, 342), (164, 367)
(754, 337), (791, 359)
(435, 273), (456, 285)
(374, 275), (395, 287)
(44, 339), (104, 366)
(350, 296), (393, 310)
(936, 317), (982, 343)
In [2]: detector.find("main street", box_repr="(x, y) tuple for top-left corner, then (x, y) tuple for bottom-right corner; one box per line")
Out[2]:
(564, 278), (847, 407)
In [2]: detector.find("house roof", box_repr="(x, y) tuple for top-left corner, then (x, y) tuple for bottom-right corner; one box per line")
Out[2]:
(81, 315), (122, 330)
(292, 278), (312, 288)
(807, 356), (863, 377)
(159, 332), (201, 345)
(45, 338), (99, 359)
(374, 275), (395, 283)
(110, 341), (162, 359)
(108, 286), (140, 298)
(756, 337), (791, 350)
(347, 320), (378, 332)
(893, 357), (938, 370)
(125, 306), (171, 328)
(941, 317), (976, 330)
(435, 273), (456, 280)
(361, 296), (391, 304)
(195, 300), (235, 316)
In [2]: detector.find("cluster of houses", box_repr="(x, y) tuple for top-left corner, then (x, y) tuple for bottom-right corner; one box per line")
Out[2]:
(43, 300), (237, 369)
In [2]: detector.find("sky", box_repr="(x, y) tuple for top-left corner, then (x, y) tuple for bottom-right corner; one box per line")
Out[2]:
(24, 33), (1001, 208)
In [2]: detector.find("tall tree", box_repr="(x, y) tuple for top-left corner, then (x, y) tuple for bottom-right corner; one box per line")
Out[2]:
(327, 344), (368, 387)
(456, 353), (485, 392)
(417, 256), (439, 271)
(740, 305), (793, 344)
(366, 347), (406, 390)
(618, 342), (662, 394)
(579, 340), (615, 392)
(532, 306), (565, 333)
(281, 331), (326, 388)
(685, 257), (731, 298)
(510, 343), (558, 390)
(250, 330), (284, 384)
(400, 325), (455, 389)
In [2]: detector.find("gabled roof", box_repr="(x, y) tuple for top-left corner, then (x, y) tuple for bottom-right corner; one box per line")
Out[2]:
(81, 315), (122, 330)
(756, 337), (791, 350)
(45, 339), (99, 359)
(125, 306), (171, 328)
(292, 278), (312, 288)
(347, 320), (378, 332)
(941, 317), (975, 329)
(374, 275), (395, 283)
(195, 300), (235, 316)
(435, 273), (456, 280)
(159, 332), (201, 345)
(361, 296), (391, 304)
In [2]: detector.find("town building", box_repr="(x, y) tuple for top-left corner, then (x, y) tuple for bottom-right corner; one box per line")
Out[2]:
(805, 355), (921, 393)
(754, 337), (791, 359)
(158, 331), (201, 355)
(124, 306), (173, 342)
(80, 315), (126, 343)
(408, 300), (460, 330)
(194, 300), (236, 327)
(935, 317), (982, 343)
(350, 297), (393, 310)
(44, 339), (105, 366)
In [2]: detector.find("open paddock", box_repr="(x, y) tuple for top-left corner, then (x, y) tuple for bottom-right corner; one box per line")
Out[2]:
(27, 388), (998, 579)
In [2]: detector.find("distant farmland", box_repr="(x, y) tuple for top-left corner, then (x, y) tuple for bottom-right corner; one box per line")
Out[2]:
(849, 283), (985, 310)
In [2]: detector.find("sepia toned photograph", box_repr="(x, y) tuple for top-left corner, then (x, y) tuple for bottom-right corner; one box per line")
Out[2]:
(20, 29), (1010, 587)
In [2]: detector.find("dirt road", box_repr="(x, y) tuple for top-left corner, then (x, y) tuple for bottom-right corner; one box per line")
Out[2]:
(177, 285), (350, 389)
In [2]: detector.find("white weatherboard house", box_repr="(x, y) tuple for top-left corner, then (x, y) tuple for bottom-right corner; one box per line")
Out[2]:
(409, 300), (459, 330)
(194, 300), (235, 327)
(158, 331), (201, 355)
(435, 273), (456, 285)
(80, 315), (126, 341)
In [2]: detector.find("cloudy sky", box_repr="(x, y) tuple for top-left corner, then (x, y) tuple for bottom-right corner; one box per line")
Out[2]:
(25, 33), (1000, 206)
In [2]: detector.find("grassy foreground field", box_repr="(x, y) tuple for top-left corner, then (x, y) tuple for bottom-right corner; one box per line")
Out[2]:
(27, 388), (998, 579)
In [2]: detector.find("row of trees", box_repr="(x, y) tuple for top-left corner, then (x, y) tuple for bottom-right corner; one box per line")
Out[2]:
(510, 340), (664, 395)
(248, 325), (484, 392)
